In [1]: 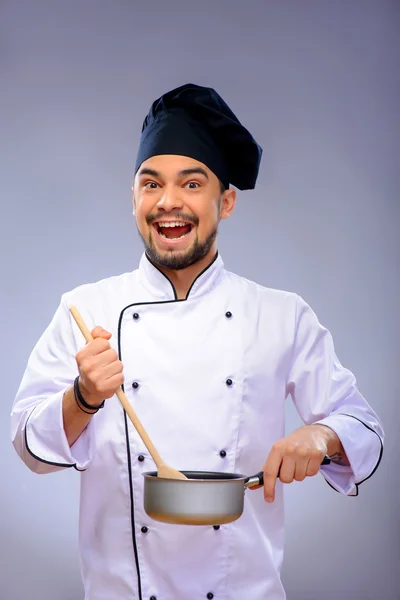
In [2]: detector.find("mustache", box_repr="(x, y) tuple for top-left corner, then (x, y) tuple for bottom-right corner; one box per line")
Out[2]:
(146, 212), (199, 227)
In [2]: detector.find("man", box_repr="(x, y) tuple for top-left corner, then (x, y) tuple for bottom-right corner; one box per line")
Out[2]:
(12, 83), (384, 600)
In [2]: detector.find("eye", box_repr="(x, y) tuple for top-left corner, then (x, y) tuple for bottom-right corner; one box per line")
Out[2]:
(185, 181), (200, 189)
(144, 181), (159, 189)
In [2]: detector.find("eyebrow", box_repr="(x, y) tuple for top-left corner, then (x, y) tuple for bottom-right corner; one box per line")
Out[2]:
(137, 167), (209, 180)
(137, 168), (161, 178)
(178, 167), (209, 179)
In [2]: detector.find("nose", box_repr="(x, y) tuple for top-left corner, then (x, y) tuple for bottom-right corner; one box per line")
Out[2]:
(156, 185), (184, 212)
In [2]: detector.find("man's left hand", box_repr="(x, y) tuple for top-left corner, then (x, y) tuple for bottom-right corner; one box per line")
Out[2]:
(251, 424), (347, 503)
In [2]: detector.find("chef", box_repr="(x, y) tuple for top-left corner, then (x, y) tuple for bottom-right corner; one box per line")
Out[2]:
(11, 83), (384, 600)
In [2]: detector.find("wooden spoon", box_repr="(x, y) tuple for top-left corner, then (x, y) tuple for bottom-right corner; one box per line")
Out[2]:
(69, 305), (187, 480)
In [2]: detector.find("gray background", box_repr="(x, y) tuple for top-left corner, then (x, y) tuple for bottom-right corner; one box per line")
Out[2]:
(1, 1), (398, 599)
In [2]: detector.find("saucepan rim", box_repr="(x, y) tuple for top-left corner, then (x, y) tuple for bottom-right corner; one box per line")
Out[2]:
(142, 470), (259, 483)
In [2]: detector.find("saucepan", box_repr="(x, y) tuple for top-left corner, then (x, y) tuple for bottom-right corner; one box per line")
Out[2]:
(143, 457), (330, 526)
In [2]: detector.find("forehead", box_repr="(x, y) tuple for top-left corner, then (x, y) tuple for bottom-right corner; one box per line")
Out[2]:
(137, 154), (212, 177)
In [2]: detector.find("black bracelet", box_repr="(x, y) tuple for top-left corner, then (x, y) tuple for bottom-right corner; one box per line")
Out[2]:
(74, 376), (105, 413)
(74, 395), (98, 415)
(73, 378), (99, 414)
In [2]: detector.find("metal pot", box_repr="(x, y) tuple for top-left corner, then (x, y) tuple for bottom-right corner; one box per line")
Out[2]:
(143, 456), (330, 526)
(142, 470), (264, 525)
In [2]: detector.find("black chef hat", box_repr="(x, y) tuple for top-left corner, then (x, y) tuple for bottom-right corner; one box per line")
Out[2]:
(134, 83), (263, 190)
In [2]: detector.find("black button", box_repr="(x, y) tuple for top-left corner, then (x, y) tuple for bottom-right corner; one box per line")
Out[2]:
(132, 381), (139, 389)
(150, 597), (157, 600)
(226, 378), (233, 386)
(225, 311), (232, 318)
(133, 313), (139, 320)
(207, 594), (214, 599)
(213, 525), (220, 530)
(219, 450), (227, 458)
(138, 455), (145, 462)
(141, 526), (148, 534)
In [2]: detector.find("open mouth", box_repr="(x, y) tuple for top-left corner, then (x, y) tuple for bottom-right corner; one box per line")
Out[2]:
(154, 221), (194, 241)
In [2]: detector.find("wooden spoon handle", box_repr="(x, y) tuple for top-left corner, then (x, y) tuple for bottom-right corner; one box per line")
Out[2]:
(69, 305), (165, 470)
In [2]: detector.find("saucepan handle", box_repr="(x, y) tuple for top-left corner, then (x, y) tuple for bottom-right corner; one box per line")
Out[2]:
(244, 456), (331, 489)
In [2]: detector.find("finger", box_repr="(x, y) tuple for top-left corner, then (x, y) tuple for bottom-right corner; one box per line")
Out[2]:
(293, 448), (311, 482)
(306, 449), (325, 477)
(92, 372), (125, 397)
(263, 446), (283, 503)
(89, 348), (119, 368)
(100, 359), (124, 380)
(83, 372), (124, 400)
(76, 339), (110, 366)
(78, 348), (117, 377)
(85, 338), (111, 356)
(278, 452), (296, 484)
(91, 326), (112, 340)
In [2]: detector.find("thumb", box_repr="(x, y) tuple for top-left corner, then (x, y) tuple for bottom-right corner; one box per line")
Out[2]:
(91, 326), (112, 340)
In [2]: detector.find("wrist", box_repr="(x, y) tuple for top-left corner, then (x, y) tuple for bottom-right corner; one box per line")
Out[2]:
(310, 424), (349, 464)
(77, 379), (104, 408)
(75, 377), (105, 412)
(309, 424), (339, 454)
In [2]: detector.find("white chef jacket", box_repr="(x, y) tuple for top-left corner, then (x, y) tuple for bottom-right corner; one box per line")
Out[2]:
(11, 252), (384, 600)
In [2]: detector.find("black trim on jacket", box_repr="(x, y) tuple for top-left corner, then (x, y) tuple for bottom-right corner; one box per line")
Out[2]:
(117, 252), (219, 600)
(322, 413), (383, 496)
(24, 406), (87, 472)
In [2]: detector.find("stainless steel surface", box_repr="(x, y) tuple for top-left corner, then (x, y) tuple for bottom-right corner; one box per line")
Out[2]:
(244, 474), (262, 488)
(143, 471), (248, 525)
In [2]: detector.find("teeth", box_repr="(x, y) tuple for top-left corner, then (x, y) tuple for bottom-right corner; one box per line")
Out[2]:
(158, 222), (189, 228)
(159, 231), (190, 240)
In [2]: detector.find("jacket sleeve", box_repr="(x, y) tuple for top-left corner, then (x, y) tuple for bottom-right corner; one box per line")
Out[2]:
(286, 294), (384, 496)
(11, 294), (95, 474)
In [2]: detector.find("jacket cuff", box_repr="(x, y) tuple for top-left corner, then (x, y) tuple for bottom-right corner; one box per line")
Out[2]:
(25, 390), (93, 471)
(314, 413), (383, 496)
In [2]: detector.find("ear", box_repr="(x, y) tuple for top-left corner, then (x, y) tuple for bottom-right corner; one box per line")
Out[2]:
(219, 188), (236, 220)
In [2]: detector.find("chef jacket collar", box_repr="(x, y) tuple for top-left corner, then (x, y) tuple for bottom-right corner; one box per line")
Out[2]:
(139, 251), (225, 301)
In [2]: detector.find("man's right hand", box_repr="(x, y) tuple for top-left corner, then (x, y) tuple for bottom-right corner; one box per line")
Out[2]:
(75, 326), (124, 407)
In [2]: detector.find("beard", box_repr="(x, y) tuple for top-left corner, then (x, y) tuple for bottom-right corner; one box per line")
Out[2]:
(137, 221), (219, 271)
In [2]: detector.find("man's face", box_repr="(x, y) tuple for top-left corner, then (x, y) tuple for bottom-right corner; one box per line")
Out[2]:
(132, 154), (236, 270)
